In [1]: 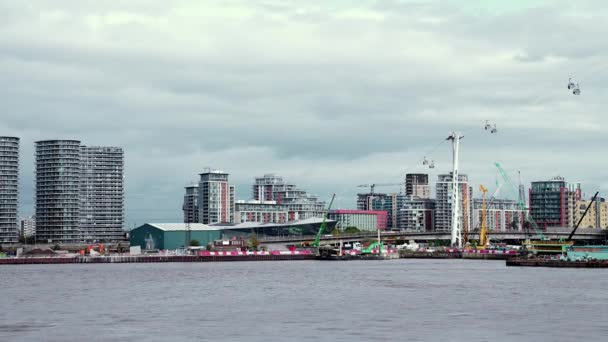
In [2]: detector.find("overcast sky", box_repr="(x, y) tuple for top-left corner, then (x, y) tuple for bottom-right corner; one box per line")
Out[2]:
(2, 0), (607, 227)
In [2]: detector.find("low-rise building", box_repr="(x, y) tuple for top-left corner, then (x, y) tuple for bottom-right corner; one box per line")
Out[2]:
(130, 223), (222, 250)
(19, 216), (36, 238)
(328, 210), (388, 232)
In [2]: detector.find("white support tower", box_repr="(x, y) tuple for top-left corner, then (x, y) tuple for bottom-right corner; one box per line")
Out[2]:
(447, 132), (463, 248)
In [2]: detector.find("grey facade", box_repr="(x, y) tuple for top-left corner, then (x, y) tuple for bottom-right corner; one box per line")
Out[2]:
(35, 140), (82, 243)
(0, 137), (19, 243)
(79, 146), (124, 242)
(405, 173), (430, 199)
(397, 196), (435, 231)
(36, 140), (124, 243)
(183, 185), (199, 223)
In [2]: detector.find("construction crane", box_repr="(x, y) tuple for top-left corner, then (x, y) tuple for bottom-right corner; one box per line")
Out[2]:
(494, 162), (545, 241)
(479, 185), (489, 248)
(313, 193), (336, 248)
(567, 191), (600, 241)
(357, 183), (402, 194)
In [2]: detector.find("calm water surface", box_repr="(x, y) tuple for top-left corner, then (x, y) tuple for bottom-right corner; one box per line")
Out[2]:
(1, 259), (607, 342)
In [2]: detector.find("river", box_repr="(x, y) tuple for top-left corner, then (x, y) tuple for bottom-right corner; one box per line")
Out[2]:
(1, 259), (606, 342)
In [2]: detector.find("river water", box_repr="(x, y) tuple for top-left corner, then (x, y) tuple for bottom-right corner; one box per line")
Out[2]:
(1, 259), (607, 342)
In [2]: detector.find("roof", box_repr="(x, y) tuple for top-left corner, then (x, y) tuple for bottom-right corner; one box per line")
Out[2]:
(213, 217), (335, 230)
(145, 223), (220, 231)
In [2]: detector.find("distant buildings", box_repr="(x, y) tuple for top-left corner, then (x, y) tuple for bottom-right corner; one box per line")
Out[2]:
(0, 137), (19, 243)
(573, 196), (608, 229)
(253, 174), (325, 221)
(328, 209), (388, 231)
(234, 200), (288, 224)
(20, 216), (35, 238)
(182, 185), (199, 223)
(198, 170), (234, 224)
(35, 140), (124, 243)
(405, 173), (430, 199)
(529, 177), (580, 229)
(472, 199), (525, 232)
(434, 173), (472, 232)
(397, 195), (435, 231)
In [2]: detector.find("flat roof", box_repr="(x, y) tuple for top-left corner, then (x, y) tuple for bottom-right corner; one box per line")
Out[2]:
(145, 223), (220, 231)
(212, 217), (335, 230)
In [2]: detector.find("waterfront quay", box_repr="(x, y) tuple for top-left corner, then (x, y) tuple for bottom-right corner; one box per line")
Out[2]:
(0, 250), (315, 265)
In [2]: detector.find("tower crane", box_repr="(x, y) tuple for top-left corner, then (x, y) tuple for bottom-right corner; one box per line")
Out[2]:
(479, 185), (489, 248)
(357, 183), (402, 194)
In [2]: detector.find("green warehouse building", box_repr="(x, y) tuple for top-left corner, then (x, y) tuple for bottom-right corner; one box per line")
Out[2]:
(130, 223), (222, 250)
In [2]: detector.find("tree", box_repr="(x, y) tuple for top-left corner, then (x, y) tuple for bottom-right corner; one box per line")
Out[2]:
(249, 234), (259, 251)
(190, 239), (200, 247)
(344, 226), (361, 234)
(331, 228), (341, 237)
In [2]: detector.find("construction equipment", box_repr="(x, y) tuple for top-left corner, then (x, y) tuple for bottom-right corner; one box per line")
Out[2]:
(357, 183), (402, 194)
(567, 191), (600, 241)
(313, 194), (336, 248)
(479, 185), (489, 248)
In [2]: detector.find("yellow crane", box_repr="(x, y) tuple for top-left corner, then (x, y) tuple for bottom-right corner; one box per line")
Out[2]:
(479, 184), (489, 248)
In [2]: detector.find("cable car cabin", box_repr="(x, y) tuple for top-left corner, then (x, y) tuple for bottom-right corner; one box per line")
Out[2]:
(573, 84), (581, 95)
(567, 78), (575, 90)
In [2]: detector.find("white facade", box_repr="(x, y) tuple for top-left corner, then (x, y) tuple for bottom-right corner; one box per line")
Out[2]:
(435, 173), (472, 232)
(472, 199), (525, 232)
(0, 137), (19, 243)
(20, 216), (36, 238)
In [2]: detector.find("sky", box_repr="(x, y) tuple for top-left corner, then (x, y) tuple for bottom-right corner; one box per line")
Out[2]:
(1, 0), (607, 228)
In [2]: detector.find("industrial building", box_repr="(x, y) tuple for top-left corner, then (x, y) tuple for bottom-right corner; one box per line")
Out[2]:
(435, 173), (472, 232)
(328, 209), (387, 232)
(130, 223), (222, 250)
(35, 140), (125, 244)
(0, 137), (19, 243)
(198, 169), (235, 224)
(397, 196), (435, 231)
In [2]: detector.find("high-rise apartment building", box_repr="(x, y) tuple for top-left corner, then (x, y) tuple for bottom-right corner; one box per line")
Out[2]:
(183, 185), (199, 223)
(234, 200), (288, 224)
(472, 199), (525, 232)
(397, 196), (435, 231)
(435, 173), (472, 232)
(357, 193), (399, 228)
(0, 137), (19, 243)
(574, 197), (608, 229)
(529, 177), (579, 229)
(20, 216), (36, 239)
(252, 174), (325, 221)
(79, 146), (124, 242)
(405, 173), (430, 199)
(36, 140), (82, 243)
(198, 170), (234, 224)
(36, 140), (124, 243)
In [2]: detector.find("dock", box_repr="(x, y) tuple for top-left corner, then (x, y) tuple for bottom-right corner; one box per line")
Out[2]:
(506, 257), (608, 268)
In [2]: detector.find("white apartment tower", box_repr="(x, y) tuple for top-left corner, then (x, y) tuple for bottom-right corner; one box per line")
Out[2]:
(198, 170), (234, 224)
(0, 137), (19, 243)
(435, 173), (472, 232)
(79, 146), (124, 242)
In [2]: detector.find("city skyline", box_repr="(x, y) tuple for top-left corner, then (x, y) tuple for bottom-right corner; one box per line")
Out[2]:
(2, 1), (607, 227)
